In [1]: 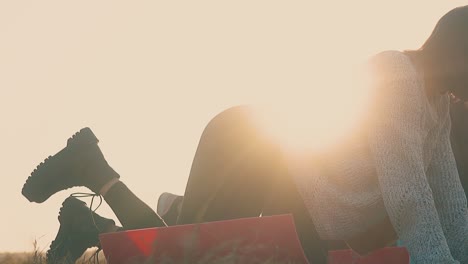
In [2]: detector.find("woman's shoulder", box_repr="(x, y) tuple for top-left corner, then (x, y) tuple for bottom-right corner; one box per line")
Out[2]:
(367, 50), (425, 106)
(372, 50), (407, 59)
(366, 50), (423, 95)
(368, 50), (418, 77)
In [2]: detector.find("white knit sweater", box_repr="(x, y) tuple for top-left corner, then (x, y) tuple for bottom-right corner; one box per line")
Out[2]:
(290, 51), (468, 264)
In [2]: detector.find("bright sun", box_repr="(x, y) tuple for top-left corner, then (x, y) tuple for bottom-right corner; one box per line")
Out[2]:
(251, 62), (373, 154)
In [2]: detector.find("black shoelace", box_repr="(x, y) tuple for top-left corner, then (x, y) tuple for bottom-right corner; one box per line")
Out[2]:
(69, 192), (104, 232)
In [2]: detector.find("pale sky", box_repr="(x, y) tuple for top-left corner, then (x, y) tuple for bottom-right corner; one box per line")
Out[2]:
(0, 1), (465, 253)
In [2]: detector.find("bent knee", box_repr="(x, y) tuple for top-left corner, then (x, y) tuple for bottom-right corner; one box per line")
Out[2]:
(203, 105), (257, 136)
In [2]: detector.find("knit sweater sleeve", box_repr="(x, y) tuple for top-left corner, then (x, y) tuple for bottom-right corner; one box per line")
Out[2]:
(426, 109), (468, 263)
(368, 51), (458, 263)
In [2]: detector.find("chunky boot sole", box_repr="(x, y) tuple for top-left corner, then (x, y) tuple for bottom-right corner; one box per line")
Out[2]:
(46, 197), (115, 263)
(22, 128), (99, 203)
(47, 198), (83, 264)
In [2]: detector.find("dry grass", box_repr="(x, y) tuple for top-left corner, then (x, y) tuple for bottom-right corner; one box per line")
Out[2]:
(0, 250), (300, 264)
(1, 240), (302, 264)
(0, 240), (106, 264)
(0, 252), (106, 264)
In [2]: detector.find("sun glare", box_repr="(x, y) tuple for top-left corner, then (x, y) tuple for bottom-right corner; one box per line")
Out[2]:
(252, 63), (373, 154)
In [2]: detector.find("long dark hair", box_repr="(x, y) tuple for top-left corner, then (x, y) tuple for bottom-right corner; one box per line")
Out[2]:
(405, 6), (468, 92)
(420, 6), (468, 60)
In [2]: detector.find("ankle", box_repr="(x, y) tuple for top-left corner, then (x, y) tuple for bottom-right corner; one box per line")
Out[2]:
(86, 164), (120, 194)
(99, 178), (120, 197)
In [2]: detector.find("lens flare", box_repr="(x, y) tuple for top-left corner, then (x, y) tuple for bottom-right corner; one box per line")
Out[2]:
(251, 65), (372, 154)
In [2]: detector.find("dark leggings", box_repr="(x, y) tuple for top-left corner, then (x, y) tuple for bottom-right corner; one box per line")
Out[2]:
(102, 105), (327, 264)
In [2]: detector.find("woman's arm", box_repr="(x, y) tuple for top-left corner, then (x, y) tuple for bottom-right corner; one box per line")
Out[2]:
(426, 108), (468, 263)
(368, 51), (457, 264)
